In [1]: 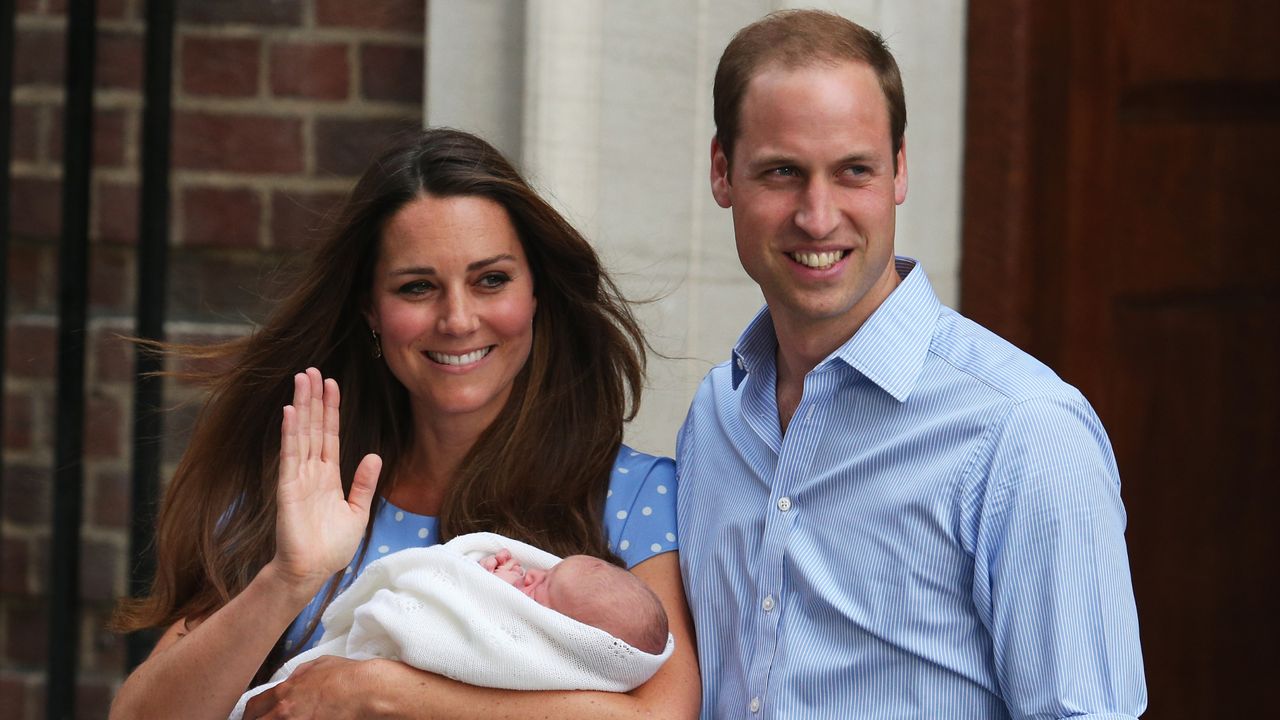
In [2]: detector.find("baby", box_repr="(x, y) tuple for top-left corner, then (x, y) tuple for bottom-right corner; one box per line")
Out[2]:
(479, 548), (669, 655)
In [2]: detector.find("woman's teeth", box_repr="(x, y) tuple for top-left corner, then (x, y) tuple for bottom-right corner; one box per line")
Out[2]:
(427, 347), (491, 366)
(791, 251), (843, 269)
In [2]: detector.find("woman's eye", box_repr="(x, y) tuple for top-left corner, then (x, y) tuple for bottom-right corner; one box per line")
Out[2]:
(397, 280), (433, 295)
(478, 273), (511, 289)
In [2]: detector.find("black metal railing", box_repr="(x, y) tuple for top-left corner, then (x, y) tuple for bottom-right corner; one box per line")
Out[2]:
(2, 1), (174, 717)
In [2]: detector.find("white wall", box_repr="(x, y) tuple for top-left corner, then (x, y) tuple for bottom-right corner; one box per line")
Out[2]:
(427, 0), (967, 455)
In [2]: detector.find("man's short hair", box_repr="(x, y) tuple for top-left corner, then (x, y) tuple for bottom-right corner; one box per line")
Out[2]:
(713, 9), (907, 168)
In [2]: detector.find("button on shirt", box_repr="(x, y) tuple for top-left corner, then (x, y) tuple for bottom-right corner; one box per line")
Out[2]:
(676, 258), (1146, 719)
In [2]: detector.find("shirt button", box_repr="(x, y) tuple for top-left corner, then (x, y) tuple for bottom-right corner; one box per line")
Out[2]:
(777, 496), (792, 512)
(762, 594), (775, 612)
(749, 697), (761, 713)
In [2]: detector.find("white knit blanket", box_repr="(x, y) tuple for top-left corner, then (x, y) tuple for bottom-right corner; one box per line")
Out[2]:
(230, 532), (674, 718)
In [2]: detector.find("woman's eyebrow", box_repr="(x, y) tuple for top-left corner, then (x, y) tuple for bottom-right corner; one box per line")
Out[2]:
(388, 254), (516, 277)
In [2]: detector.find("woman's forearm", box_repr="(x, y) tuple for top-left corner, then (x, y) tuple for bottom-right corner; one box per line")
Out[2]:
(108, 562), (319, 720)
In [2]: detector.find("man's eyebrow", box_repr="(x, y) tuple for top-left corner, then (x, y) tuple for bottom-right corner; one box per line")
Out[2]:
(745, 151), (882, 171)
(388, 254), (516, 276)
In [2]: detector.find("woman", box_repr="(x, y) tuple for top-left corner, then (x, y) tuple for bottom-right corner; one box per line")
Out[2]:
(109, 128), (700, 719)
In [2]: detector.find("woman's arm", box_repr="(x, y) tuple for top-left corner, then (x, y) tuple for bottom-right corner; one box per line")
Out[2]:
(110, 370), (382, 720)
(243, 551), (701, 720)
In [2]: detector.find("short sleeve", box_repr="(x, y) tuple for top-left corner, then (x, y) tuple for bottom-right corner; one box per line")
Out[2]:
(603, 444), (678, 568)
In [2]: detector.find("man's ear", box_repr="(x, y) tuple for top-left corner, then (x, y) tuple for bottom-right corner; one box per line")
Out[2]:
(710, 136), (733, 209)
(893, 135), (908, 206)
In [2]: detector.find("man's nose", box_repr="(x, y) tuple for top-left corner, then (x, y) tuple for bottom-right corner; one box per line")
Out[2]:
(794, 178), (839, 240)
(437, 292), (479, 335)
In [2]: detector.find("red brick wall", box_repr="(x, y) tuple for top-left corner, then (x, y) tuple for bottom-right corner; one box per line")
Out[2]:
(1, 1), (425, 717)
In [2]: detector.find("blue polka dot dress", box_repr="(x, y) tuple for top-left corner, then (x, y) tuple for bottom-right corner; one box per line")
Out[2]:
(282, 444), (677, 655)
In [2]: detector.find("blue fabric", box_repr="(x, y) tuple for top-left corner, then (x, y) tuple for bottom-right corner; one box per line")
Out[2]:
(283, 443), (676, 654)
(677, 258), (1146, 720)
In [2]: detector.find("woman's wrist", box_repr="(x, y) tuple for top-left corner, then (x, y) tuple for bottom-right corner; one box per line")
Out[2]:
(256, 559), (328, 609)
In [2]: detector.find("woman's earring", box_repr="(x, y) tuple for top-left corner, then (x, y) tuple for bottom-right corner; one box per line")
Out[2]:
(371, 329), (382, 359)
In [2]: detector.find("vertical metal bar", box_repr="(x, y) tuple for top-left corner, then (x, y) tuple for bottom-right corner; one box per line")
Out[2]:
(48, 0), (95, 717)
(0, 0), (16, 521)
(126, 0), (174, 669)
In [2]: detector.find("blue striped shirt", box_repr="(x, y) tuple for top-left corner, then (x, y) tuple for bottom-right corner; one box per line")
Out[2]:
(676, 258), (1146, 719)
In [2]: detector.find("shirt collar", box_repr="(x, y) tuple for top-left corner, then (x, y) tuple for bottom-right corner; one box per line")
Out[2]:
(730, 257), (940, 402)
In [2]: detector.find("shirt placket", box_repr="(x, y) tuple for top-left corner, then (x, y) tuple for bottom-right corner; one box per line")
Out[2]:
(745, 371), (830, 718)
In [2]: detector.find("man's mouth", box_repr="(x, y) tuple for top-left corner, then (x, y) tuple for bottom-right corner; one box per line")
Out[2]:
(788, 250), (848, 270)
(425, 347), (493, 366)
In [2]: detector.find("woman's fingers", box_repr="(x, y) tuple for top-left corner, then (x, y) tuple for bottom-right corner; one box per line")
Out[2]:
(292, 371), (310, 459)
(348, 453), (383, 515)
(306, 367), (324, 460)
(321, 378), (341, 464)
(279, 405), (298, 485)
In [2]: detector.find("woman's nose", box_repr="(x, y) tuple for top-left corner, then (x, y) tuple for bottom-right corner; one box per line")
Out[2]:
(437, 293), (479, 335)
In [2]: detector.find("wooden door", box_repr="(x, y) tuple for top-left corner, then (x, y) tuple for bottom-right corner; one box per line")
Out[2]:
(963, 0), (1279, 716)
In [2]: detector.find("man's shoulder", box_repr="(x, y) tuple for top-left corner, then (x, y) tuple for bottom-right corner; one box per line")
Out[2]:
(927, 306), (1084, 406)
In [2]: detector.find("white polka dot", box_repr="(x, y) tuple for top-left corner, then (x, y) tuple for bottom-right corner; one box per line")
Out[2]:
(642, 506), (653, 516)
(616, 510), (628, 520)
(344, 566), (353, 574)
(607, 490), (613, 498)
(656, 485), (668, 494)
(377, 545), (390, 554)
(617, 467), (630, 474)
(394, 511), (404, 522)
(417, 528), (429, 539)
(651, 543), (662, 553)
(619, 540), (630, 550)
(629, 451), (639, 457)
(665, 532), (676, 542)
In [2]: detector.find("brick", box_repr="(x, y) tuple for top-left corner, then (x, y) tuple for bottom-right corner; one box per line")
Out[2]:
(181, 186), (262, 248)
(315, 116), (418, 176)
(4, 242), (53, 312)
(4, 391), (35, 450)
(97, 29), (144, 91)
(269, 41), (349, 101)
(50, 108), (131, 168)
(4, 601), (47, 666)
(177, 0), (303, 26)
(2, 464), (50, 527)
(75, 676), (115, 720)
(0, 672), (31, 719)
(14, 27), (64, 87)
(85, 393), (123, 459)
(9, 177), (61, 239)
(182, 35), (261, 98)
(88, 242), (134, 311)
(316, 0), (424, 32)
(360, 43), (423, 104)
(17, 0), (39, 13)
(10, 104), (41, 163)
(2, 539), (30, 594)
(167, 249), (279, 321)
(93, 328), (135, 383)
(271, 189), (345, 250)
(89, 468), (130, 529)
(79, 539), (121, 601)
(5, 321), (57, 379)
(86, 606), (127, 674)
(173, 111), (304, 174)
(95, 180), (138, 244)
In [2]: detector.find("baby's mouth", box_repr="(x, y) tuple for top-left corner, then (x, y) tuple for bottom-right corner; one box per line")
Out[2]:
(426, 347), (493, 366)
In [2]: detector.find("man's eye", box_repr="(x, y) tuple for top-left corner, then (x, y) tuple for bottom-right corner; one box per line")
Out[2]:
(478, 273), (511, 289)
(769, 166), (799, 177)
(844, 165), (870, 177)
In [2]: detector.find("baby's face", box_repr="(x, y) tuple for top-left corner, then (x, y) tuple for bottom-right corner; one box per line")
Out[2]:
(518, 555), (599, 609)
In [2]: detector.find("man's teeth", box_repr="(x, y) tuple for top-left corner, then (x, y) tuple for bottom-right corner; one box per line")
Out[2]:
(791, 251), (843, 269)
(427, 348), (491, 366)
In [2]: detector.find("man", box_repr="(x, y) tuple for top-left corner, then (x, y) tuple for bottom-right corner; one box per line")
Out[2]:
(676, 10), (1146, 719)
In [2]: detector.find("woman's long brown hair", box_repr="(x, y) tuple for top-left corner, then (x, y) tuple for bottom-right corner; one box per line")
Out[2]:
(110, 128), (647, 680)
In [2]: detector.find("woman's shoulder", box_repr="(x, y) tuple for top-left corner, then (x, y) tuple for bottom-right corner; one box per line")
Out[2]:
(605, 444), (678, 567)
